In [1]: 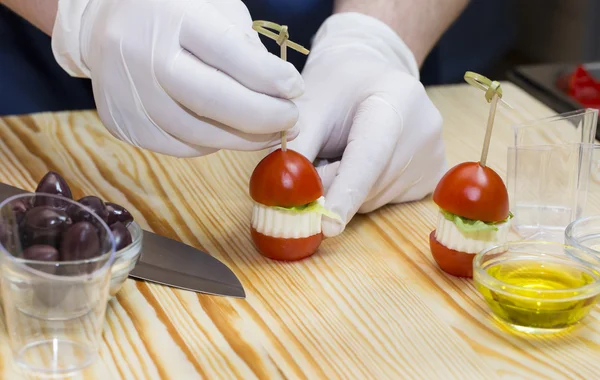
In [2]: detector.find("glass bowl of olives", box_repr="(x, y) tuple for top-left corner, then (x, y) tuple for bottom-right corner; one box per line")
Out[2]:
(0, 193), (118, 317)
(0, 192), (120, 374)
(109, 218), (142, 296)
(29, 171), (143, 297)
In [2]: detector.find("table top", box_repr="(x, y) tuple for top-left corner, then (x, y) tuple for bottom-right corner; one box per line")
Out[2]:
(1, 82), (599, 380)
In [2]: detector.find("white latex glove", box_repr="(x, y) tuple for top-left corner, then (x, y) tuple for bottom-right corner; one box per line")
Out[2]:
(287, 13), (448, 237)
(51, 0), (303, 157)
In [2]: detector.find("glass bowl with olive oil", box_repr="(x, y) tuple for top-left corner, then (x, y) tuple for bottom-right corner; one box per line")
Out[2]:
(473, 241), (600, 335)
(565, 216), (600, 267)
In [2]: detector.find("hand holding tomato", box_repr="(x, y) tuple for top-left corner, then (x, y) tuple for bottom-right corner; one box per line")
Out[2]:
(275, 13), (448, 238)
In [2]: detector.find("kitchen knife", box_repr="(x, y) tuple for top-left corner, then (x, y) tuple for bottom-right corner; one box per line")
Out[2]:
(0, 182), (245, 298)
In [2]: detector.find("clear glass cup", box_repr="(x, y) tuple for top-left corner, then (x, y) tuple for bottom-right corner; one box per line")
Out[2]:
(507, 143), (594, 242)
(507, 109), (599, 242)
(0, 193), (116, 376)
(585, 144), (600, 217)
(513, 108), (598, 147)
(473, 241), (600, 335)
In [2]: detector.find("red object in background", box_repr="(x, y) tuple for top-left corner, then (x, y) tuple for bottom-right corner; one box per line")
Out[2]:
(568, 65), (600, 108)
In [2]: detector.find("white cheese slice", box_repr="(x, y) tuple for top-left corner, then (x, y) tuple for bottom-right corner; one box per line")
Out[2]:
(435, 211), (510, 254)
(252, 197), (324, 239)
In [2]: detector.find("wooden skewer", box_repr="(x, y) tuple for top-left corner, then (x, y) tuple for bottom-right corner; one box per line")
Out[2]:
(480, 93), (499, 167)
(279, 39), (288, 151)
(252, 21), (309, 153)
(463, 72), (504, 168)
(280, 39), (287, 63)
(281, 130), (288, 151)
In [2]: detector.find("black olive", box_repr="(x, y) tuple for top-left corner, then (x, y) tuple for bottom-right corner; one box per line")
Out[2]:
(110, 221), (132, 251)
(11, 198), (32, 225)
(35, 171), (73, 198)
(59, 221), (100, 261)
(22, 206), (70, 248)
(12, 198), (32, 213)
(23, 244), (59, 262)
(24, 206), (69, 228)
(34, 171), (73, 207)
(68, 195), (108, 224)
(22, 245), (61, 308)
(27, 250), (65, 309)
(106, 202), (134, 226)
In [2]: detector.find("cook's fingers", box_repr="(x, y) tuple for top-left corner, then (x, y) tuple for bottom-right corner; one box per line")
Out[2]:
(281, 111), (325, 161)
(205, 0), (262, 45)
(181, 1), (304, 99)
(321, 96), (403, 237)
(315, 161), (340, 195)
(148, 89), (299, 151)
(92, 80), (219, 157)
(161, 50), (299, 135)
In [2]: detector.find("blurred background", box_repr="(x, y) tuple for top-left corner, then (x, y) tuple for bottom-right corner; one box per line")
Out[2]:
(413, 0), (600, 115)
(1, 0), (599, 116)
(423, 0), (600, 84)
(507, 0), (600, 72)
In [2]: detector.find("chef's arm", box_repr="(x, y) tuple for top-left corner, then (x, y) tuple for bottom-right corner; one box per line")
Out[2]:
(1, 0), (58, 36)
(334, 0), (470, 67)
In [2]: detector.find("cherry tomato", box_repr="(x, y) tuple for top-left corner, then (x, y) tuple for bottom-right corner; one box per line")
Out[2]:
(250, 149), (323, 207)
(429, 230), (474, 278)
(251, 227), (322, 261)
(432, 161), (509, 222)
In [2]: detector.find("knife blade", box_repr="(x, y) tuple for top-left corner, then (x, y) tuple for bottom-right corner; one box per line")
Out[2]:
(0, 182), (245, 298)
(131, 232), (245, 298)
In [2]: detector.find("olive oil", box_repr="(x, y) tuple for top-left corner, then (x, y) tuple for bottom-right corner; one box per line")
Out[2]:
(476, 259), (600, 332)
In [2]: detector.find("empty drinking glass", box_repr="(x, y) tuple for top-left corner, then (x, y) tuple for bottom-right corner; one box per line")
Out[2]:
(585, 144), (600, 217)
(507, 109), (599, 242)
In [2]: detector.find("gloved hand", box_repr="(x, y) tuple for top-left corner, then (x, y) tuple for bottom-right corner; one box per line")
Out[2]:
(287, 13), (448, 237)
(51, 0), (303, 157)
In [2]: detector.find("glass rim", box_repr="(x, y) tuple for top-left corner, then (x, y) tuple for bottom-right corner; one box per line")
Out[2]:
(565, 215), (600, 256)
(473, 241), (600, 300)
(512, 108), (599, 129)
(507, 142), (598, 150)
(0, 193), (116, 278)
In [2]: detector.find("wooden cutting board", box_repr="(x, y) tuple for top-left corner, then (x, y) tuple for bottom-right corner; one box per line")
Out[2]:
(0, 82), (598, 379)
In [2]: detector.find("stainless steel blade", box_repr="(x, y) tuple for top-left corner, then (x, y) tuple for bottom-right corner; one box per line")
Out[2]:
(0, 182), (245, 298)
(131, 231), (245, 298)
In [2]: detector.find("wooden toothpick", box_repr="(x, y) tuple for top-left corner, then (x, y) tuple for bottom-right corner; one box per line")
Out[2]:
(252, 21), (309, 152)
(480, 93), (499, 167)
(464, 72), (505, 167)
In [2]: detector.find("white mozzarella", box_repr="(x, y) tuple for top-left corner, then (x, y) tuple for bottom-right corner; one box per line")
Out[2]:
(435, 211), (510, 254)
(251, 197), (324, 238)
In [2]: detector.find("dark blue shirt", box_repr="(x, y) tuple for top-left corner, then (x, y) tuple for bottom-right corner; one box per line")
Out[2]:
(0, 0), (515, 116)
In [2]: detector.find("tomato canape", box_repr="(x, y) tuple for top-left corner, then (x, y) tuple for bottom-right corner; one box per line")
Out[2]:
(430, 161), (512, 277)
(249, 148), (338, 261)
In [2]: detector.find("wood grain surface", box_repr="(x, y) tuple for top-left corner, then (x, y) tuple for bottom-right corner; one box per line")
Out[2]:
(1, 83), (599, 380)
